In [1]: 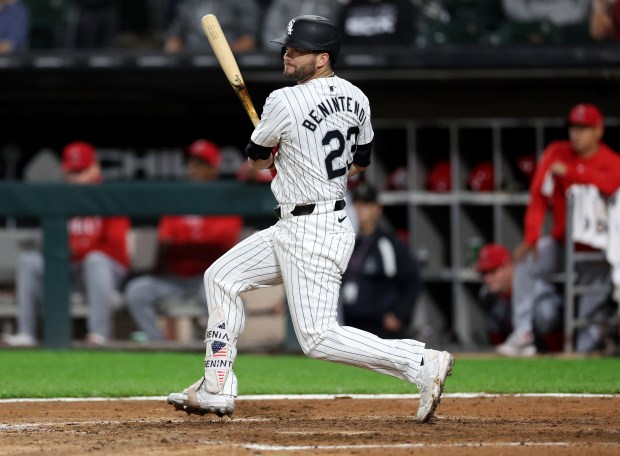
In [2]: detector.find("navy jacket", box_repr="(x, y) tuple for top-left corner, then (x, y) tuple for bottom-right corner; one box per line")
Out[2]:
(340, 224), (421, 338)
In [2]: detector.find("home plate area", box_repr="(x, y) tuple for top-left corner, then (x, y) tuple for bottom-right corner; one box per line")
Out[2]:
(0, 395), (618, 455)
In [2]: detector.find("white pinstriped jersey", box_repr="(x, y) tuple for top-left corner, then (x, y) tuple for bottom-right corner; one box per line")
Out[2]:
(250, 75), (374, 205)
(194, 72), (427, 402)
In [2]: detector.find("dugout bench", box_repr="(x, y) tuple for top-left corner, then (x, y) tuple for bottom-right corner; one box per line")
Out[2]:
(0, 225), (285, 346)
(0, 181), (277, 348)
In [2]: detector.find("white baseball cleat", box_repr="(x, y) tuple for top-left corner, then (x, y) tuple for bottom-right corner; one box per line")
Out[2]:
(496, 330), (537, 357)
(167, 376), (235, 418)
(84, 333), (108, 348)
(1, 333), (37, 347)
(416, 349), (454, 423)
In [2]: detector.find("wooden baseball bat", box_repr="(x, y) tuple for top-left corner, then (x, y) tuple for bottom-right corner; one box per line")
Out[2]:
(201, 14), (260, 127)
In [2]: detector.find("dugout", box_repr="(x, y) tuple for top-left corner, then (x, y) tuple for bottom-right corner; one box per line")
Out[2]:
(0, 42), (618, 350)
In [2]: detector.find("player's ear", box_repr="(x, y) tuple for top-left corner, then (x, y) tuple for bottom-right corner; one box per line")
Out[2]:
(316, 52), (330, 69)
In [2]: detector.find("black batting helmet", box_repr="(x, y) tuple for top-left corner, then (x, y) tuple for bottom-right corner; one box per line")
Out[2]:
(271, 15), (341, 65)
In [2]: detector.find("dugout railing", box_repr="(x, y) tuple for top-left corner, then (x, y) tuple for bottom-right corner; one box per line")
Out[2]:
(0, 181), (276, 348)
(564, 185), (619, 353)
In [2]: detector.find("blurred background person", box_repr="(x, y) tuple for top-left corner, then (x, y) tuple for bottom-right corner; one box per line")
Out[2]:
(590, 0), (620, 40)
(124, 139), (243, 342)
(490, 0), (591, 44)
(164, 0), (260, 53)
(235, 149), (276, 236)
(475, 242), (563, 352)
(338, 0), (421, 49)
(498, 0), (591, 44)
(63, 0), (119, 49)
(260, 0), (344, 50)
(339, 183), (422, 339)
(1, 141), (131, 347)
(497, 103), (620, 357)
(501, 0), (591, 27)
(0, 0), (29, 55)
(475, 243), (514, 347)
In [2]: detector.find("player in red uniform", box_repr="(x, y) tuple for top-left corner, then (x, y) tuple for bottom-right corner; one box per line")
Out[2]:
(124, 139), (243, 342)
(2, 141), (131, 347)
(497, 103), (620, 356)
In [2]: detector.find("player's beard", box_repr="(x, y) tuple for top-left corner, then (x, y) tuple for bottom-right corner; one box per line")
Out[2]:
(283, 58), (317, 83)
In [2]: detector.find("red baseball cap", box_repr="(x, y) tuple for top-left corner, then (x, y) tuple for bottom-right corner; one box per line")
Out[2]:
(567, 103), (604, 127)
(476, 243), (511, 273)
(426, 160), (451, 192)
(61, 141), (97, 172)
(467, 161), (494, 192)
(188, 139), (221, 167)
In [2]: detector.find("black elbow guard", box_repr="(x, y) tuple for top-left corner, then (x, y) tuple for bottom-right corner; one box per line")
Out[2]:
(352, 141), (373, 167)
(245, 141), (273, 161)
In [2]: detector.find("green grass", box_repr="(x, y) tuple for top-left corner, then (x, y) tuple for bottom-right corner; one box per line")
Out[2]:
(0, 350), (618, 398)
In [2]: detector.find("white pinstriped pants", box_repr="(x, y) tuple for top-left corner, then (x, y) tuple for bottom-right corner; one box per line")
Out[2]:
(203, 208), (425, 396)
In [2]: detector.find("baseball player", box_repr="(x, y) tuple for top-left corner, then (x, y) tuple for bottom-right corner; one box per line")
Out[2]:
(124, 140), (243, 342)
(1, 141), (130, 348)
(498, 103), (620, 356)
(168, 15), (454, 423)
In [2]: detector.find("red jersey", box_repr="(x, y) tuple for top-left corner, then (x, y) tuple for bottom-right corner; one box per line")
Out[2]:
(158, 215), (243, 277)
(525, 141), (620, 246)
(68, 216), (131, 267)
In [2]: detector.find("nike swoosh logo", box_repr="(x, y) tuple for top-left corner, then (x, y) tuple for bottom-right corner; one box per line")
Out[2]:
(338, 216), (347, 223)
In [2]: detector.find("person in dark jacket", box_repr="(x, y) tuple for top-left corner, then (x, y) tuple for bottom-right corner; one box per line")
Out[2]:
(339, 183), (422, 339)
(0, 0), (29, 54)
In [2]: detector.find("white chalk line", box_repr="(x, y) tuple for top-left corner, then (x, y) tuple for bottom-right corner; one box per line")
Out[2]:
(4, 421), (616, 452)
(0, 417), (268, 431)
(0, 392), (618, 403)
(276, 430), (380, 436)
(3, 413), (617, 452)
(240, 442), (620, 452)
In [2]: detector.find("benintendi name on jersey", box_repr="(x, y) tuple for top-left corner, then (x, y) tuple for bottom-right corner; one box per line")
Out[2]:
(301, 95), (368, 131)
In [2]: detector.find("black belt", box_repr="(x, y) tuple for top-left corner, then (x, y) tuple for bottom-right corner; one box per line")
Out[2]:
(274, 199), (346, 219)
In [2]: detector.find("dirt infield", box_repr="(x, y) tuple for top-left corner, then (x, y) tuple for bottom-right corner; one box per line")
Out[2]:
(1, 396), (619, 455)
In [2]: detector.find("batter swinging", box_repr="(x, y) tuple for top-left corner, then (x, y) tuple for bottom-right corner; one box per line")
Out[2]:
(168, 15), (454, 423)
